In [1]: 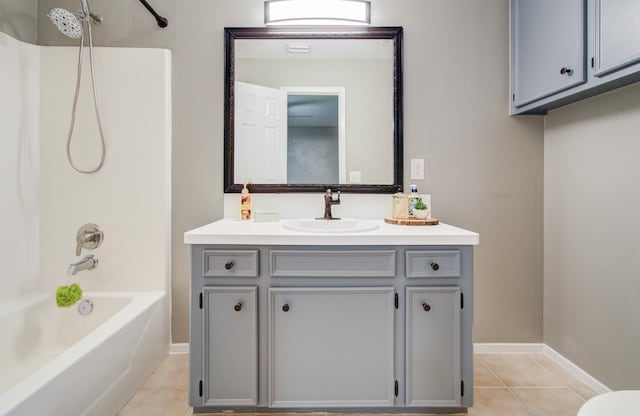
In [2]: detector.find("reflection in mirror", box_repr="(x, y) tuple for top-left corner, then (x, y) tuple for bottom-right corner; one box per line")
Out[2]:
(225, 27), (403, 193)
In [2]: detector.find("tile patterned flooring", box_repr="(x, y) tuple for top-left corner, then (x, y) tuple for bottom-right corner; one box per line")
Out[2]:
(118, 353), (598, 416)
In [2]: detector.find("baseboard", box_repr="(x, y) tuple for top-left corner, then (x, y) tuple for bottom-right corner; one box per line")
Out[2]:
(474, 342), (610, 394)
(543, 345), (610, 394)
(474, 343), (544, 353)
(169, 343), (189, 354)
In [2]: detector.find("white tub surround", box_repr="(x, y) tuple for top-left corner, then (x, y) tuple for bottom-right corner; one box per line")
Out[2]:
(184, 218), (478, 246)
(185, 219), (478, 413)
(1, 31), (172, 416)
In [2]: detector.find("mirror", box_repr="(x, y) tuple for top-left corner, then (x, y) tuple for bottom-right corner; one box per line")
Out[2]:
(224, 27), (403, 193)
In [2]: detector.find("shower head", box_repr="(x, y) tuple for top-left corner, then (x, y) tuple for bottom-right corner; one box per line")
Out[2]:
(48, 8), (83, 38)
(48, 1), (102, 39)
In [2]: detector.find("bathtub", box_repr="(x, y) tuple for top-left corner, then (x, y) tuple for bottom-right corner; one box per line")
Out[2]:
(0, 291), (167, 416)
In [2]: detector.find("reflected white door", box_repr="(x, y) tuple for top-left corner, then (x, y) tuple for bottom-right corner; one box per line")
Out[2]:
(234, 82), (287, 183)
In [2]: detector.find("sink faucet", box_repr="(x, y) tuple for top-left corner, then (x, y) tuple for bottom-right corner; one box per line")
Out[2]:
(67, 255), (99, 276)
(318, 189), (341, 220)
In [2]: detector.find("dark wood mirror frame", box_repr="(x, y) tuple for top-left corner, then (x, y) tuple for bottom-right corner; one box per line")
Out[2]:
(224, 26), (403, 193)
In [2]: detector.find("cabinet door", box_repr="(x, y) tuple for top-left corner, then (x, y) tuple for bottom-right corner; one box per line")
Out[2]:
(203, 286), (257, 406)
(512, 0), (586, 107)
(594, 0), (640, 77)
(269, 287), (395, 407)
(406, 287), (461, 407)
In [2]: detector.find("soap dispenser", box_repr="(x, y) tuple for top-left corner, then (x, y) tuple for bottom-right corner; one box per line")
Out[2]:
(240, 182), (252, 220)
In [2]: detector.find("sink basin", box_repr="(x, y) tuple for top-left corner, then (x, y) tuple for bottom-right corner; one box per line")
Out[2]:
(282, 219), (380, 234)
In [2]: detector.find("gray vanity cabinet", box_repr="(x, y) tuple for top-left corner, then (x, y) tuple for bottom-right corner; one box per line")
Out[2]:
(405, 287), (461, 407)
(202, 286), (257, 406)
(511, 0), (586, 108)
(268, 287), (395, 407)
(189, 244), (474, 413)
(593, 0), (640, 77)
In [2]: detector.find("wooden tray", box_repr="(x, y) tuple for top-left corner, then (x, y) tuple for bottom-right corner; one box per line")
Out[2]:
(384, 217), (439, 226)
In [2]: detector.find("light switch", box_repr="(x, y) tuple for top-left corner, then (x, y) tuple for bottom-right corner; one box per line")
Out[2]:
(410, 159), (424, 180)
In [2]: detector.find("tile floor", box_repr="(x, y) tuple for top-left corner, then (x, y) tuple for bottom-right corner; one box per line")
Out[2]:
(118, 353), (598, 416)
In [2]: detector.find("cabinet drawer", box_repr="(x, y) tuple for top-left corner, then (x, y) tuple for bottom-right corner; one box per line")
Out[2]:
(406, 251), (460, 278)
(203, 250), (259, 277)
(270, 250), (396, 277)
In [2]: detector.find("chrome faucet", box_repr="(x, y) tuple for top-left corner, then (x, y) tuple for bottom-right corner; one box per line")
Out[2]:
(318, 189), (341, 220)
(68, 255), (99, 276)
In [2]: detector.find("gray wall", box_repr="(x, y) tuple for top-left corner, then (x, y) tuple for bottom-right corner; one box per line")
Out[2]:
(0, 0), (38, 43)
(544, 83), (640, 389)
(288, 126), (339, 184)
(35, 0), (545, 344)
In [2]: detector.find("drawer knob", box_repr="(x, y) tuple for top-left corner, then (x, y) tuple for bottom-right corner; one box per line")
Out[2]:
(430, 262), (440, 271)
(422, 302), (431, 312)
(234, 302), (242, 312)
(282, 303), (290, 312)
(560, 67), (574, 76)
(224, 261), (234, 270)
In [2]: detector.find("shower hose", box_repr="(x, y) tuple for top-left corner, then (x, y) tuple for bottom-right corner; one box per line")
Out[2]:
(67, 20), (107, 174)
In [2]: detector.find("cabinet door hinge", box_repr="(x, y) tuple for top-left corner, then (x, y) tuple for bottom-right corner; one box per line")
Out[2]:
(461, 380), (464, 397)
(199, 292), (203, 309)
(394, 293), (399, 309)
(394, 380), (399, 397)
(199, 380), (203, 397)
(460, 292), (464, 310)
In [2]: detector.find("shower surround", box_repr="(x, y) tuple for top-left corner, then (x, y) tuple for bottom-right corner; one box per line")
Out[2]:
(0, 31), (171, 415)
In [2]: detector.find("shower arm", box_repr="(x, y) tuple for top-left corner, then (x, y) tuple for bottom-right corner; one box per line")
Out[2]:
(137, 0), (168, 28)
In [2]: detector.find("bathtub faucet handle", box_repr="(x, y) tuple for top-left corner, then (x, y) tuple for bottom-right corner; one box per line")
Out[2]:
(75, 223), (104, 256)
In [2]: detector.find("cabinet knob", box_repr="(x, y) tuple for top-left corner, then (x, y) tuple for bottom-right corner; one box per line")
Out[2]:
(430, 262), (440, 271)
(282, 303), (290, 312)
(560, 67), (574, 76)
(422, 302), (431, 312)
(224, 261), (234, 270)
(234, 302), (242, 312)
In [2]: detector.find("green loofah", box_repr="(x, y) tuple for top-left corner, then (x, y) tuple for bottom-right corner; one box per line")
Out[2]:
(56, 283), (83, 307)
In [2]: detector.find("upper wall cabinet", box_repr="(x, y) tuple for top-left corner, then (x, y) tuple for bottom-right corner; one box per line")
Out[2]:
(511, 0), (640, 115)
(511, 0), (586, 109)
(593, 0), (640, 77)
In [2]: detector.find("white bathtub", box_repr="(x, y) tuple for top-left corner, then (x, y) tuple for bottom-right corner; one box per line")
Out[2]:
(0, 291), (167, 416)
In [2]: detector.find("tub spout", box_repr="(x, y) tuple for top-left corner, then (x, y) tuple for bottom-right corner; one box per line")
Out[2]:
(68, 255), (98, 276)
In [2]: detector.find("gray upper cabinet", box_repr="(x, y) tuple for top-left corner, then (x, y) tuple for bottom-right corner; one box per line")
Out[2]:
(511, 0), (640, 114)
(594, 0), (640, 77)
(511, 0), (586, 108)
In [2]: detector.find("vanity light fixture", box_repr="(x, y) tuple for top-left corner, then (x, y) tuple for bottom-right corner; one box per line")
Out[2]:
(264, 0), (371, 26)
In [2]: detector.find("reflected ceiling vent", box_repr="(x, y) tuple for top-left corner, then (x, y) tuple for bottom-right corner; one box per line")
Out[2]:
(287, 43), (311, 53)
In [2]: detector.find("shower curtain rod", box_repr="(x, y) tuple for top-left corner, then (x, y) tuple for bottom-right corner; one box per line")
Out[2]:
(137, 0), (168, 28)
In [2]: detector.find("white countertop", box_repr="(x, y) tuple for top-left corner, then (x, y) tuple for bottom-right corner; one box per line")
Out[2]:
(184, 219), (479, 246)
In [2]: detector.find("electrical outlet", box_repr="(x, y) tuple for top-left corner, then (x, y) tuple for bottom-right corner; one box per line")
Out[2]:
(349, 171), (362, 183)
(410, 159), (424, 180)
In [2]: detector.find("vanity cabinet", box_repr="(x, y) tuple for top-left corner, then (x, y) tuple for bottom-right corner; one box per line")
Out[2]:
(269, 287), (395, 407)
(511, 0), (640, 114)
(187, 240), (475, 413)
